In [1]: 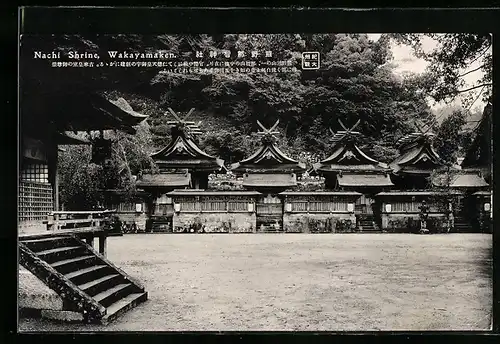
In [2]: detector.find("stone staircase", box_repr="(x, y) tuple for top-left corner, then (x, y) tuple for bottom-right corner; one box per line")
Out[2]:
(453, 216), (475, 233)
(19, 234), (147, 324)
(356, 215), (381, 233)
(257, 217), (283, 233)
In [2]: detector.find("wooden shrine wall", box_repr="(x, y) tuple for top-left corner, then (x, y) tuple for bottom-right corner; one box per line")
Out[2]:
(170, 195), (258, 233)
(18, 181), (54, 233)
(282, 194), (358, 233)
(110, 201), (149, 231)
(377, 196), (448, 233)
(18, 137), (55, 233)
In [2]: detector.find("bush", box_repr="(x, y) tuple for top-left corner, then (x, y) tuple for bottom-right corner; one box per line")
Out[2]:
(427, 217), (450, 233)
(335, 219), (354, 233)
(309, 218), (333, 233)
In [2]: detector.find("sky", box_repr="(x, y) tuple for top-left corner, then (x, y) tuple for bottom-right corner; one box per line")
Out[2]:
(367, 33), (488, 115)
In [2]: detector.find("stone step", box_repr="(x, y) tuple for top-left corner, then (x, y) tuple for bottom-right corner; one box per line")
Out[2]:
(79, 274), (123, 297)
(93, 283), (136, 308)
(51, 255), (97, 274)
(21, 236), (73, 252)
(37, 246), (85, 263)
(99, 292), (148, 325)
(66, 265), (109, 285)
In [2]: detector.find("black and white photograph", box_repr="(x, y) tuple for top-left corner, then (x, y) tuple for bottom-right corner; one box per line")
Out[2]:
(18, 8), (493, 332)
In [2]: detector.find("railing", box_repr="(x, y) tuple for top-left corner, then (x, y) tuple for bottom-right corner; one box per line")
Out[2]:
(388, 202), (440, 213)
(46, 210), (116, 231)
(177, 200), (254, 213)
(288, 201), (349, 213)
(45, 210), (116, 256)
(18, 242), (107, 322)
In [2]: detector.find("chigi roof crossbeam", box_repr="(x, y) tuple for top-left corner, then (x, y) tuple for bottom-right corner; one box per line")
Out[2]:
(396, 121), (436, 151)
(256, 119), (281, 142)
(230, 119), (306, 175)
(329, 119), (362, 144)
(146, 107), (224, 173)
(165, 108), (203, 138)
(313, 118), (391, 178)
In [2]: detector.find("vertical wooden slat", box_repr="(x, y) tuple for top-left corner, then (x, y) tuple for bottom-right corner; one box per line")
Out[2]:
(99, 234), (107, 257)
(86, 235), (94, 248)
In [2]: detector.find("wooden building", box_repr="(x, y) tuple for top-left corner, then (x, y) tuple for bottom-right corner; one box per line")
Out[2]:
(19, 94), (148, 233)
(473, 190), (492, 233)
(280, 191), (361, 233)
(312, 120), (393, 231)
(100, 189), (151, 232)
(135, 108), (225, 232)
(167, 190), (260, 233)
(389, 128), (446, 190)
(375, 191), (457, 233)
(230, 120), (306, 231)
(456, 103), (493, 232)
(18, 92), (150, 323)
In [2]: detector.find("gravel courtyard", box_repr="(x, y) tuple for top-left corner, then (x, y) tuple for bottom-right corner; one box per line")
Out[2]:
(18, 233), (492, 332)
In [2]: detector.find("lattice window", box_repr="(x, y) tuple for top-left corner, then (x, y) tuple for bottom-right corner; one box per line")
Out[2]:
(331, 200), (348, 211)
(291, 202), (308, 212)
(392, 202), (421, 212)
(391, 202), (405, 212)
(18, 181), (54, 222)
(228, 201), (248, 212)
(181, 202), (201, 211)
(256, 203), (282, 214)
(309, 201), (331, 212)
(21, 163), (49, 183)
(118, 203), (136, 212)
(201, 200), (227, 212)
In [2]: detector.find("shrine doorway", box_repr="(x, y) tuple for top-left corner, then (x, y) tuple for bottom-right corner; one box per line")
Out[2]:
(149, 193), (174, 233)
(355, 191), (382, 232)
(355, 194), (375, 215)
(256, 194), (283, 232)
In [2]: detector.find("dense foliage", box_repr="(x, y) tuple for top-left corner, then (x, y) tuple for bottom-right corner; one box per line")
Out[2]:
(20, 34), (484, 209)
(389, 33), (492, 105)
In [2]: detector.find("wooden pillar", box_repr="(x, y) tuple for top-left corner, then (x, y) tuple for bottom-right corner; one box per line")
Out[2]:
(45, 131), (59, 212)
(54, 172), (60, 211)
(99, 234), (107, 257)
(85, 235), (94, 248)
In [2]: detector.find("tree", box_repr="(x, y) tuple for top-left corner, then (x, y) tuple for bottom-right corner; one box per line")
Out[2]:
(25, 33), (441, 198)
(434, 109), (468, 165)
(427, 167), (461, 233)
(58, 145), (105, 210)
(388, 33), (492, 105)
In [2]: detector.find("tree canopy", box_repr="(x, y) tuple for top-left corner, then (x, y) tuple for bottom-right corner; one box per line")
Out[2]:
(21, 33), (486, 209)
(388, 33), (492, 105)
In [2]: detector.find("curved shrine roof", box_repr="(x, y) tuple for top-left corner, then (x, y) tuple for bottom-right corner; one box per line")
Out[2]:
(390, 132), (444, 175)
(151, 135), (224, 173)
